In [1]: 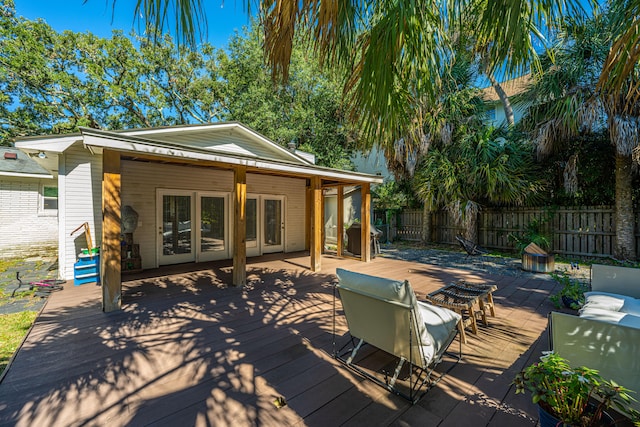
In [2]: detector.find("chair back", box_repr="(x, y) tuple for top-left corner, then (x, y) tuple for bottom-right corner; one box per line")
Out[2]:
(336, 269), (428, 366)
(591, 264), (640, 298)
(456, 235), (477, 256)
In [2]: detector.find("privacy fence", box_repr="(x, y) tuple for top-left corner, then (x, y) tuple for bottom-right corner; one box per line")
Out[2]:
(383, 206), (640, 259)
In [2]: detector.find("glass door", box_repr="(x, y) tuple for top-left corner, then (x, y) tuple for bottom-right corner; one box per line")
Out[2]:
(158, 190), (195, 265)
(262, 196), (284, 253)
(198, 193), (228, 261)
(246, 197), (259, 257)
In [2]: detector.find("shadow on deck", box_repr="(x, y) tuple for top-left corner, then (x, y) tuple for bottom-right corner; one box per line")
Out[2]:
(0, 252), (563, 426)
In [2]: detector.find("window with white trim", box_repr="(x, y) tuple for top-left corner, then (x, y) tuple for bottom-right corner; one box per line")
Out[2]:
(39, 184), (58, 215)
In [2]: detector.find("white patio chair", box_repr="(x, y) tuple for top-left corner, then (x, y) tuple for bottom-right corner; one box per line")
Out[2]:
(333, 268), (462, 404)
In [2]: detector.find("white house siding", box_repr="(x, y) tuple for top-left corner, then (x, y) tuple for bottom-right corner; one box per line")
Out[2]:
(146, 130), (291, 162)
(246, 173), (306, 254)
(121, 161), (307, 268)
(121, 161), (235, 269)
(487, 102), (525, 127)
(59, 153), (308, 274)
(0, 176), (58, 259)
(61, 145), (103, 280)
(351, 149), (391, 179)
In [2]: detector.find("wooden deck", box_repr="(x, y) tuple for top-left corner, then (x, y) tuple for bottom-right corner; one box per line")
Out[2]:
(0, 253), (562, 426)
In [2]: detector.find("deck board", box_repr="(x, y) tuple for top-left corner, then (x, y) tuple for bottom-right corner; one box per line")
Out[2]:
(0, 252), (575, 426)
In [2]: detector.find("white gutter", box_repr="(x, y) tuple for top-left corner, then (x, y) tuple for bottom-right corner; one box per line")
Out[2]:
(0, 171), (54, 179)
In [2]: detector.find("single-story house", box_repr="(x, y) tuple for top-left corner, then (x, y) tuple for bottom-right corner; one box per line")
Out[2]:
(15, 122), (383, 311)
(0, 147), (58, 258)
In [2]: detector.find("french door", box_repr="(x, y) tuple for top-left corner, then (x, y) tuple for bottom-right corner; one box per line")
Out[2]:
(157, 190), (229, 265)
(157, 190), (283, 265)
(197, 192), (229, 262)
(262, 196), (284, 253)
(245, 195), (285, 257)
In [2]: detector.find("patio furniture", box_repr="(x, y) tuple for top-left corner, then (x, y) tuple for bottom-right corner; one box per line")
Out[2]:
(425, 286), (481, 343)
(455, 235), (488, 267)
(550, 264), (640, 412)
(334, 268), (462, 404)
(448, 280), (498, 320)
(345, 223), (383, 257)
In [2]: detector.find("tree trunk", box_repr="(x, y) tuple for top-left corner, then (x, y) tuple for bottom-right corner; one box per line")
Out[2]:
(421, 204), (432, 243)
(465, 213), (479, 244)
(486, 72), (515, 127)
(614, 153), (637, 260)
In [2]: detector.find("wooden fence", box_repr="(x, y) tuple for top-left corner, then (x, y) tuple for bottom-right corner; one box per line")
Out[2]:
(391, 206), (640, 259)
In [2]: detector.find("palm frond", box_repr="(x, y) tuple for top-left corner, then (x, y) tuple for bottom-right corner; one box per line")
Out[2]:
(133, 0), (208, 47)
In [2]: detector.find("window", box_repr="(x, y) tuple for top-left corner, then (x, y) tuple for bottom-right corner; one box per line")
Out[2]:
(40, 184), (58, 214)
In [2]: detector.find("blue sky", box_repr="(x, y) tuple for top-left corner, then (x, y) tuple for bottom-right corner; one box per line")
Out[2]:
(12, 0), (252, 48)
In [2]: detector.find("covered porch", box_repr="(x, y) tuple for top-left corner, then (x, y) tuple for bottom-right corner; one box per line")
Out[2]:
(88, 127), (382, 312)
(0, 253), (562, 426)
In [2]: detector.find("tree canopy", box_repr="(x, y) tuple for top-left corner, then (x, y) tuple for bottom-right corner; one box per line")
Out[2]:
(0, 3), (354, 168)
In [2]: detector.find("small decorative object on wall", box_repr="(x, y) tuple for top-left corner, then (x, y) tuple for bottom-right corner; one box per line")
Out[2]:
(121, 205), (142, 272)
(121, 205), (139, 234)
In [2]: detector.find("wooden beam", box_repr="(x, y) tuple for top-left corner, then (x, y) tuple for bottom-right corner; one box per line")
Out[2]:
(310, 176), (322, 271)
(305, 183), (310, 250)
(101, 149), (122, 312)
(360, 183), (371, 262)
(337, 185), (344, 257)
(233, 166), (247, 286)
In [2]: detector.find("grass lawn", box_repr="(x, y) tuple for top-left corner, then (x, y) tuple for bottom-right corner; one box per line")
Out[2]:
(0, 310), (37, 376)
(0, 256), (38, 378)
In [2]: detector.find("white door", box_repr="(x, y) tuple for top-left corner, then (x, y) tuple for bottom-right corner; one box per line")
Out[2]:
(158, 190), (195, 265)
(262, 196), (285, 253)
(246, 196), (260, 257)
(197, 193), (229, 262)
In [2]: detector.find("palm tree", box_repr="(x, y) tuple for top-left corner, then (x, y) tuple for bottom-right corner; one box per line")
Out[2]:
(127, 0), (585, 149)
(414, 126), (541, 243)
(519, 13), (639, 260)
(597, 0), (640, 106)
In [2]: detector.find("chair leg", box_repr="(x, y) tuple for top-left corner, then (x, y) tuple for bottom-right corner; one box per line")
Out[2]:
(456, 318), (467, 344)
(487, 293), (496, 317)
(468, 306), (478, 334)
(346, 338), (364, 365)
(388, 357), (406, 388)
(477, 300), (489, 326)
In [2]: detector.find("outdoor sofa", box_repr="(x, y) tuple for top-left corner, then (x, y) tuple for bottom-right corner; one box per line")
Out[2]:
(550, 264), (640, 411)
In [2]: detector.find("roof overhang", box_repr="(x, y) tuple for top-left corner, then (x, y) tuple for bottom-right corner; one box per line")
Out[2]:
(80, 128), (383, 185)
(0, 171), (54, 179)
(15, 135), (82, 153)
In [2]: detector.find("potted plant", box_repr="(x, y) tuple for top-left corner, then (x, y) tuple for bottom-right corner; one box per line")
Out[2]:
(550, 270), (589, 310)
(514, 351), (640, 426)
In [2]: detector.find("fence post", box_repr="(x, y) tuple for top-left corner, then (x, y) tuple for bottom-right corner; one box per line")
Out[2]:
(390, 211), (397, 241)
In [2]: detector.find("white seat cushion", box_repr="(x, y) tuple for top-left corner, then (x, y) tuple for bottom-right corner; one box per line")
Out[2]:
(417, 301), (461, 358)
(583, 291), (640, 316)
(579, 306), (640, 329)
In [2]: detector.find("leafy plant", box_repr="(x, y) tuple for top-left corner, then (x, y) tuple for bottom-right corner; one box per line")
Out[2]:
(549, 270), (589, 310)
(508, 209), (554, 254)
(514, 351), (640, 427)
